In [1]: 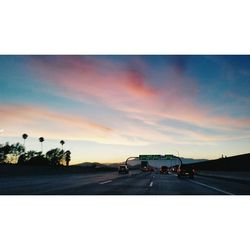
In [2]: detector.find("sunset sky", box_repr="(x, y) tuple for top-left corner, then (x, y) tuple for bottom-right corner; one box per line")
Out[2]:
(1, 55), (250, 164)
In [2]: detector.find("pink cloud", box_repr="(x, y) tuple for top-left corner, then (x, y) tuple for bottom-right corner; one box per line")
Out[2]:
(29, 56), (159, 101)
(27, 56), (250, 134)
(123, 66), (158, 97)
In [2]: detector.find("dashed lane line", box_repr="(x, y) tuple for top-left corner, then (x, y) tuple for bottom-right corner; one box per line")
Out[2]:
(99, 180), (112, 185)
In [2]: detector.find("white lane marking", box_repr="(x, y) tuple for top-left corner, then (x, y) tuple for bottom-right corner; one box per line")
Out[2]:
(169, 173), (177, 176)
(189, 180), (234, 195)
(149, 181), (154, 187)
(99, 180), (112, 185)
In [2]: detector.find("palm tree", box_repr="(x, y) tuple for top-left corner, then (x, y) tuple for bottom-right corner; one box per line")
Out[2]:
(22, 133), (28, 148)
(60, 140), (65, 150)
(65, 150), (71, 167)
(39, 137), (44, 152)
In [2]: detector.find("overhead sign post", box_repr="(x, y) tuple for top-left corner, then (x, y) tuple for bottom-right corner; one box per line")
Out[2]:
(125, 154), (182, 167)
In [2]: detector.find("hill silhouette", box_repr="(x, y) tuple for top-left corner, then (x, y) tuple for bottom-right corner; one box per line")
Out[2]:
(185, 153), (250, 171)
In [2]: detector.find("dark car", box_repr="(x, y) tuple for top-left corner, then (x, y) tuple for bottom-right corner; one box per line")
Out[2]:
(146, 166), (154, 172)
(140, 161), (149, 172)
(118, 165), (129, 174)
(177, 166), (194, 178)
(160, 166), (169, 174)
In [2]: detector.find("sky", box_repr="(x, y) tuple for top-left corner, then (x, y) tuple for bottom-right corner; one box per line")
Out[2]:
(0, 55), (250, 164)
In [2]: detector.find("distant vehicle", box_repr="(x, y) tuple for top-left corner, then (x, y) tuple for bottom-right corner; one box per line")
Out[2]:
(118, 165), (129, 174)
(160, 166), (169, 174)
(177, 166), (194, 178)
(170, 168), (174, 173)
(171, 166), (178, 173)
(149, 167), (154, 172)
(142, 166), (154, 172)
(140, 161), (149, 172)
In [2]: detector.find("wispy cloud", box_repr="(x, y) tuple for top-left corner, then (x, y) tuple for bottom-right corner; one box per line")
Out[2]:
(0, 104), (113, 141)
(1, 104), (167, 146)
(25, 56), (250, 145)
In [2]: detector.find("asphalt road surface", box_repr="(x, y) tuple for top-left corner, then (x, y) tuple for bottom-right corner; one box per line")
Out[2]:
(1, 170), (250, 195)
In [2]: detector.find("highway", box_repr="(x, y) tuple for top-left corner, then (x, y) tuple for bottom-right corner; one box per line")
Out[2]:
(1, 170), (250, 195)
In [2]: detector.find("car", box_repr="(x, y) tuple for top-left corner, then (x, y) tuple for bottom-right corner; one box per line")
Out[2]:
(118, 165), (129, 174)
(149, 167), (154, 172)
(177, 166), (194, 178)
(140, 161), (149, 172)
(160, 166), (169, 174)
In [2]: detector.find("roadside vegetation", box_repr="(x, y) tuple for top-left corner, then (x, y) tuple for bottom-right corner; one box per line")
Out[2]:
(0, 134), (117, 176)
(0, 134), (71, 169)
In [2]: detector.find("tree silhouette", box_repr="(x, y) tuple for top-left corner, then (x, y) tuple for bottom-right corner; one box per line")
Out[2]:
(10, 143), (25, 163)
(27, 154), (49, 167)
(60, 140), (65, 150)
(65, 150), (71, 167)
(18, 150), (41, 165)
(0, 143), (25, 164)
(22, 133), (28, 149)
(39, 137), (44, 152)
(1, 136), (73, 168)
(46, 148), (64, 166)
(0, 143), (11, 163)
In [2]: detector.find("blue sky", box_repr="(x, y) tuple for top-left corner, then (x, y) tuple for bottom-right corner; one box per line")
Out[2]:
(0, 55), (250, 163)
